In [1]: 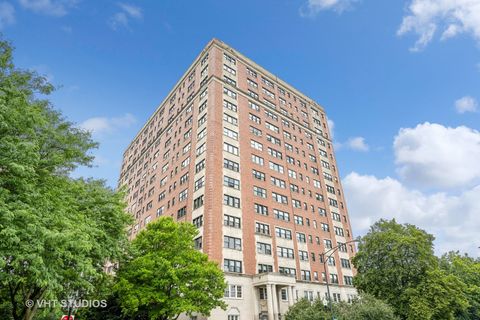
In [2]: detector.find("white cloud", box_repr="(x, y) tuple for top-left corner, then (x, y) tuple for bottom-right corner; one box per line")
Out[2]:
(398, 0), (480, 51)
(0, 2), (14, 29)
(80, 113), (136, 135)
(300, 0), (358, 16)
(18, 0), (78, 16)
(327, 118), (335, 139)
(394, 123), (480, 189)
(455, 96), (478, 113)
(108, 2), (142, 30)
(343, 172), (480, 256)
(346, 136), (369, 151)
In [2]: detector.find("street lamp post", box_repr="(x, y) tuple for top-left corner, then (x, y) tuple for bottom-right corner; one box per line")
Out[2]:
(319, 239), (360, 320)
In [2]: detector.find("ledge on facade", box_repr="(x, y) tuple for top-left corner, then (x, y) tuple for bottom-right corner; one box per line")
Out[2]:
(252, 272), (297, 286)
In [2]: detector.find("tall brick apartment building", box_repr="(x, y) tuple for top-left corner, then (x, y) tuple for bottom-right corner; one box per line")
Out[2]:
(118, 39), (357, 320)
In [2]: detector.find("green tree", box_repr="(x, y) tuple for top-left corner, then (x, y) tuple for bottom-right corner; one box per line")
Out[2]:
(0, 38), (131, 320)
(403, 269), (468, 320)
(285, 298), (329, 320)
(439, 252), (480, 319)
(334, 294), (399, 320)
(353, 219), (470, 319)
(114, 217), (227, 320)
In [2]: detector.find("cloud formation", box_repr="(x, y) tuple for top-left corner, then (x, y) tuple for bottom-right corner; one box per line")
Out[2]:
(80, 113), (136, 135)
(394, 122), (480, 189)
(109, 2), (143, 30)
(300, 0), (357, 16)
(398, 0), (480, 51)
(346, 136), (369, 151)
(455, 96), (478, 114)
(0, 2), (14, 29)
(343, 172), (480, 256)
(18, 0), (78, 16)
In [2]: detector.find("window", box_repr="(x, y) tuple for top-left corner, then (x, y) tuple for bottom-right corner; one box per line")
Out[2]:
(223, 113), (238, 126)
(249, 101), (260, 111)
(180, 173), (189, 185)
(191, 236), (202, 251)
(252, 169), (265, 181)
(224, 158), (239, 172)
(330, 274), (339, 284)
(193, 215), (203, 228)
(258, 264), (273, 273)
(224, 53), (236, 64)
(224, 284), (242, 299)
(198, 114), (207, 127)
(224, 236), (242, 250)
(255, 222), (270, 235)
(193, 195), (204, 209)
(268, 147), (282, 159)
(224, 195), (240, 208)
(194, 176), (205, 191)
(179, 189), (188, 201)
(224, 259), (242, 273)
(274, 209), (289, 221)
(299, 250), (309, 261)
(247, 67), (257, 78)
(254, 203), (268, 216)
(275, 227), (292, 239)
(197, 128), (207, 140)
(257, 242), (272, 255)
(224, 76), (236, 87)
(272, 192), (288, 204)
(224, 127), (238, 140)
(324, 239), (333, 249)
(296, 232), (306, 243)
(277, 246), (294, 259)
(223, 64), (236, 75)
(196, 143), (206, 156)
(279, 266), (296, 276)
(249, 113), (261, 124)
(270, 176), (286, 188)
(224, 214), (241, 228)
(294, 215), (304, 225)
(259, 287), (268, 300)
(344, 276), (354, 286)
(247, 78), (258, 89)
(253, 186), (267, 198)
(223, 100), (237, 112)
(269, 161), (284, 173)
(195, 159), (205, 173)
(250, 126), (262, 136)
(281, 289), (288, 301)
(251, 155), (264, 166)
(266, 134), (281, 145)
(224, 142), (239, 156)
(223, 87), (237, 99)
(334, 226), (345, 236)
(341, 258), (351, 269)
(224, 176), (240, 189)
(177, 206), (187, 218)
(301, 270), (311, 281)
(321, 223), (330, 232)
(250, 140), (263, 151)
(266, 122), (279, 133)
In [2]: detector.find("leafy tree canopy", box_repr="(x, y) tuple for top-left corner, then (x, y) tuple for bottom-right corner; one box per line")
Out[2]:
(0, 38), (131, 320)
(115, 217), (227, 320)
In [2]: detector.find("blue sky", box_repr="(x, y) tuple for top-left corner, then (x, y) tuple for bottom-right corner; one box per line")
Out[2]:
(2, 0), (479, 256)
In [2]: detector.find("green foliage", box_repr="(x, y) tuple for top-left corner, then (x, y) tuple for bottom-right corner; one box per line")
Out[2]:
(439, 252), (480, 319)
(334, 294), (399, 320)
(0, 38), (131, 320)
(285, 294), (399, 320)
(114, 217), (227, 320)
(285, 298), (329, 320)
(353, 219), (472, 320)
(403, 269), (468, 320)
